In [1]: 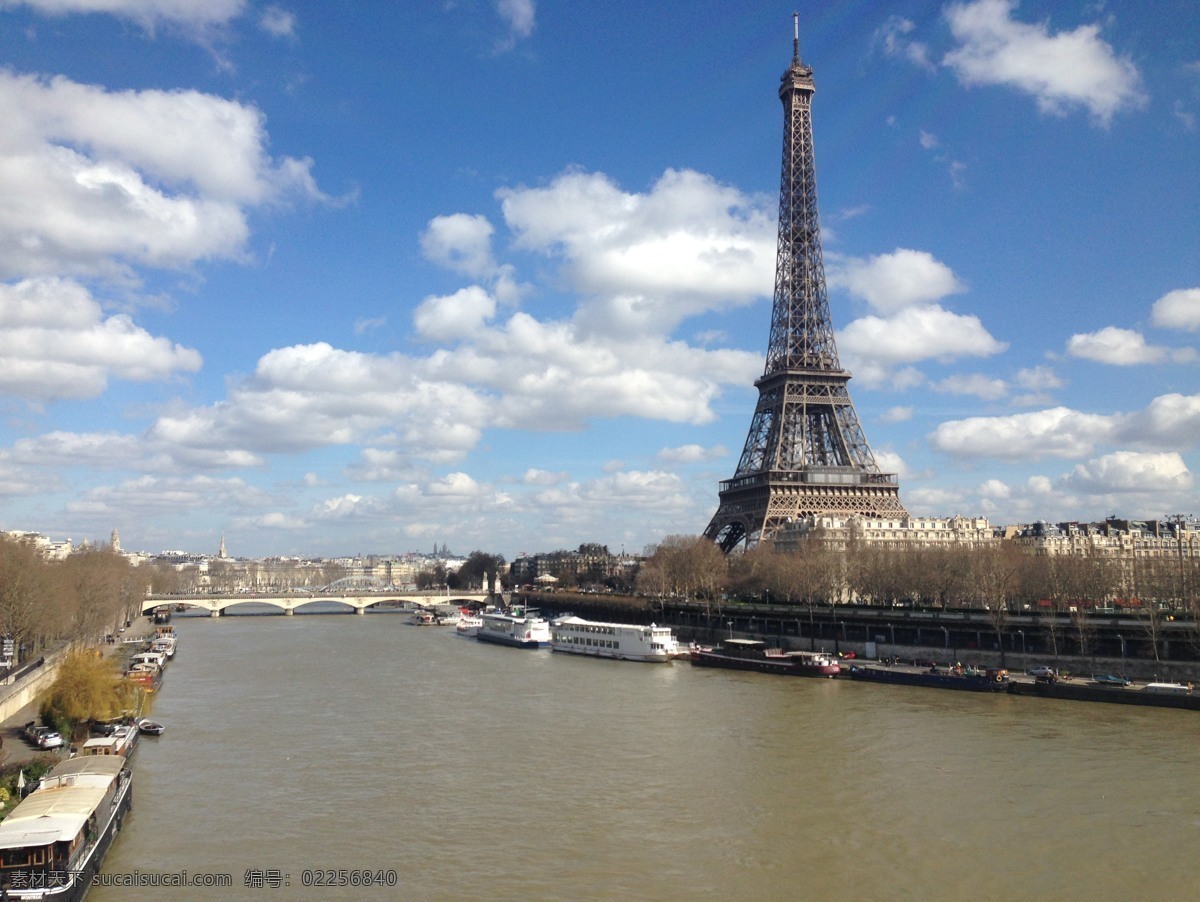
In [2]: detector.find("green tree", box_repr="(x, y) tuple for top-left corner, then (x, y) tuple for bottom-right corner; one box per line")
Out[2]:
(41, 647), (142, 740)
(453, 551), (506, 592)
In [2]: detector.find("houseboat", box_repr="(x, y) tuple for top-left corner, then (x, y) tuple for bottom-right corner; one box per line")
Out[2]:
(476, 607), (551, 649)
(550, 616), (682, 663)
(690, 639), (841, 677)
(0, 756), (132, 900)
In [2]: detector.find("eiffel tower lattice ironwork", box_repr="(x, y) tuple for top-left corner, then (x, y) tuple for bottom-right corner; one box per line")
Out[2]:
(705, 18), (907, 554)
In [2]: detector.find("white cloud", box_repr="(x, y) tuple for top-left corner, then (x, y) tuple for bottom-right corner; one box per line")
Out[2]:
(413, 287), (497, 342)
(1065, 326), (1186, 365)
(353, 316), (386, 335)
(1015, 365), (1064, 392)
(930, 406), (1116, 460)
(839, 303), (1007, 386)
(0, 277), (201, 401)
(259, 5), (295, 38)
(141, 306), (762, 469)
(0, 0), (245, 30)
(0, 71), (325, 283)
(933, 372), (1008, 401)
(1116, 393), (1200, 450)
(657, 444), (727, 464)
(1011, 364), (1064, 405)
(521, 469), (568, 486)
(880, 406), (913, 424)
(420, 214), (497, 279)
(930, 392), (1200, 463)
(243, 511), (308, 530)
(874, 15), (935, 71)
(942, 0), (1148, 126)
(344, 448), (421, 483)
(828, 248), (965, 314)
(1060, 451), (1192, 494)
(427, 471), (483, 497)
(66, 473), (269, 516)
(977, 478), (1010, 500)
(498, 168), (775, 337)
(1151, 288), (1200, 332)
(496, 0), (534, 38)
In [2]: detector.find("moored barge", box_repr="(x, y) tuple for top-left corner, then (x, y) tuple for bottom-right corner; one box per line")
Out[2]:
(848, 663), (1010, 692)
(1007, 675), (1200, 710)
(690, 639), (840, 677)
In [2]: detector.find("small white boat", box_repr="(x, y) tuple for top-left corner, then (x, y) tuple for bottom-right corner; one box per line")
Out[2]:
(136, 718), (165, 736)
(476, 606), (551, 648)
(456, 612), (484, 637)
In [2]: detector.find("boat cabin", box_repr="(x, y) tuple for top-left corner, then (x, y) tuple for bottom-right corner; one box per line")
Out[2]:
(130, 651), (165, 669)
(1143, 682), (1193, 695)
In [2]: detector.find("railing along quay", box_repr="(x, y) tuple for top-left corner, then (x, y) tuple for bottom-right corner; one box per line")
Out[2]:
(658, 599), (1198, 661)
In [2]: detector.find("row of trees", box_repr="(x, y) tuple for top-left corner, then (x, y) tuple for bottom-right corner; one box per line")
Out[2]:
(0, 536), (154, 665)
(638, 534), (1197, 611)
(636, 535), (1200, 660)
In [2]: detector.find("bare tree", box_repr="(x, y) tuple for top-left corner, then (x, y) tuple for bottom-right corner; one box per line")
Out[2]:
(969, 543), (1023, 665)
(0, 535), (55, 659)
(639, 536), (728, 621)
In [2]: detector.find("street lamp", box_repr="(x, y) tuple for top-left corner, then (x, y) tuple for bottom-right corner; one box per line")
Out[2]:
(726, 620), (733, 640)
(1018, 629), (1025, 657)
(1117, 633), (1126, 680)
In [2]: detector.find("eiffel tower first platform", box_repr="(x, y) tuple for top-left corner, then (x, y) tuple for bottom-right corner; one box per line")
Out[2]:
(705, 18), (907, 553)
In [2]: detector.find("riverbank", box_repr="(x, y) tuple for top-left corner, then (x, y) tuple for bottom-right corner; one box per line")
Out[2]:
(519, 591), (1200, 684)
(0, 615), (159, 768)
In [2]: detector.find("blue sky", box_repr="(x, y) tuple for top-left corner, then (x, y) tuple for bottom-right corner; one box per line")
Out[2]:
(0, 0), (1197, 560)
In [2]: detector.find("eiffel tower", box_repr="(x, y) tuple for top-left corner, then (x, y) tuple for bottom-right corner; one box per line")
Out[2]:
(705, 17), (907, 553)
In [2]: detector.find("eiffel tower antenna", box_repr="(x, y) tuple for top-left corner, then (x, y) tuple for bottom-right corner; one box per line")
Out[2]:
(704, 16), (907, 553)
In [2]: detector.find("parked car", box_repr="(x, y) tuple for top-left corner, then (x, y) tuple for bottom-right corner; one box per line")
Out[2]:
(37, 730), (64, 750)
(1028, 666), (1057, 677)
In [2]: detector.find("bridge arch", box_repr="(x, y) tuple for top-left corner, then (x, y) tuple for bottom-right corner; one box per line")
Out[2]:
(142, 592), (493, 617)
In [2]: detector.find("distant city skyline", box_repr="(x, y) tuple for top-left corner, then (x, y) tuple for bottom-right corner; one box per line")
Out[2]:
(0, 1), (1197, 560)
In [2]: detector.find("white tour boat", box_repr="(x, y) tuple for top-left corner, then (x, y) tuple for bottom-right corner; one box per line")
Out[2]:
(550, 616), (682, 663)
(476, 607), (551, 649)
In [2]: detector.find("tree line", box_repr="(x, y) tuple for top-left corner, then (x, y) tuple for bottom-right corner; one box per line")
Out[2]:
(0, 536), (154, 664)
(636, 534), (1200, 659)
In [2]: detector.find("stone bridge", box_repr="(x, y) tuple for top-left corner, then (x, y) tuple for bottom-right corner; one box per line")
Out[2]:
(141, 592), (493, 617)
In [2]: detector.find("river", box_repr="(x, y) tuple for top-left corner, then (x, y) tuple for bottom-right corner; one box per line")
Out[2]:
(92, 606), (1200, 900)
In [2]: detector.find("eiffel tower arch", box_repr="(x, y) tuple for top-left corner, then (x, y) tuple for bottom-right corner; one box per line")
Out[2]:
(705, 17), (907, 554)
